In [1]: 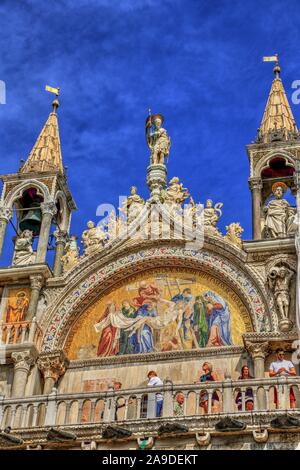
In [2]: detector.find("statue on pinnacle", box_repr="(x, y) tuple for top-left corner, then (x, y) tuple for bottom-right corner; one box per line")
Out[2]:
(145, 111), (171, 166)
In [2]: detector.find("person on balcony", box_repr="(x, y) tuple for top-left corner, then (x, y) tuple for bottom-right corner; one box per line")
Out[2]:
(147, 370), (163, 417)
(235, 366), (254, 411)
(174, 393), (185, 416)
(269, 348), (297, 409)
(197, 362), (220, 414)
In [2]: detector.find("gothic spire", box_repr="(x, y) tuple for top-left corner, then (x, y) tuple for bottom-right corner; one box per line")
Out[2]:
(258, 58), (298, 143)
(21, 92), (63, 174)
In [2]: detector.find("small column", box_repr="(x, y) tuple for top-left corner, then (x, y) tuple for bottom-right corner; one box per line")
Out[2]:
(36, 202), (57, 264)
(249, 177), (263, 240)
(11, 350), (35, 397)
(222, 372), (233, 413)
(27, 275), (44, 320)
(53, 229), (67, 277)
(162, 378), (173, 418)
(245, 340), (269, 410)
(37, 350), (68, 394)
(0, 206), (12, 259)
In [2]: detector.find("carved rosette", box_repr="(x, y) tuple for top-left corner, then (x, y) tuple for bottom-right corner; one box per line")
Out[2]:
(37, 351), (68, 382)
(12, 350), (35, 372)
(0, 206), (13, 221)
(245, 340), (270, 360)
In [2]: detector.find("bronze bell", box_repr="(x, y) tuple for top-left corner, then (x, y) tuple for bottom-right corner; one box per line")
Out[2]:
(19, 202), (42, 236)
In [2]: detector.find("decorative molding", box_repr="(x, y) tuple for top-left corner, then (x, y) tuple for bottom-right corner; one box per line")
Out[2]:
(37, 350), (69, 382)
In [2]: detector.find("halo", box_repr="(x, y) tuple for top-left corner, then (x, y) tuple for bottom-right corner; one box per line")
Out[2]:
(151, 113), (164, 125)
(272, 181), (288, 193)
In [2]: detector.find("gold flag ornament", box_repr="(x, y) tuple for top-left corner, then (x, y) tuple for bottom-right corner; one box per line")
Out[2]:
(45, 85), (60, 96)
(263, 55), (278, 62)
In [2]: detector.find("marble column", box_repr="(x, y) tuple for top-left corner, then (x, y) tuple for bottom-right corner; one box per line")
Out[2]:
(27, 275), (44, 321)
(53, 229), (67, 277)
(245, 341), (269, 410)
(249, 178), (263, 240)
(37, 350), (68, 394)
(11, 350), (35, 397)
(36, 202), (57, 264)
(0, 206), (12, 259)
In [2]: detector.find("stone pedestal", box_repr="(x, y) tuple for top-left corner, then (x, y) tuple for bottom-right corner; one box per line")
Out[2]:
(249, 178), (262, 240)
(36, 202), (57, 264)
(11, 350), (35, 397)
(146, 164), (167, 202)
(37, 350), (68, 394)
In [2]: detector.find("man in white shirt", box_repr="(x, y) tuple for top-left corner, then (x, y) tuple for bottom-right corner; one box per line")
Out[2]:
(269, 348), (297, 409)
(147, 370), (163, 417)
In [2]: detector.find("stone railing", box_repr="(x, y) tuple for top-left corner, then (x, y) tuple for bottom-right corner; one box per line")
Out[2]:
(1, 377), (300, 431)
(0, 317), (42, 348)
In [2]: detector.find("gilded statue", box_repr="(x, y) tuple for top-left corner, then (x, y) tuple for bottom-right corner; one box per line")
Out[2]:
(264, 182), (296, 238)
(12, 229), (36, 266)
(120, 186), (145, 224)
(162, 177), (190, 206)
(203, 199), (223, 236)
(81, 221), (106, 256)
(145, 113), (171, 165)
(61, 235), (79, 272)
(224, 222), (244, 248)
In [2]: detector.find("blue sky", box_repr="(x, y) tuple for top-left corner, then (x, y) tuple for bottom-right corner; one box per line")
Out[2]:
(1, 0), (300, 264)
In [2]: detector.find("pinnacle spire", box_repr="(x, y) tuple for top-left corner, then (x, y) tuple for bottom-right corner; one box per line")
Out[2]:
(21, 89), (63, 174)
(258, 57), (298, 143)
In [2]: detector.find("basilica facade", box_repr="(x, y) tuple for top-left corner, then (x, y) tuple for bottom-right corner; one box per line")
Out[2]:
(0, 62), (300, 450)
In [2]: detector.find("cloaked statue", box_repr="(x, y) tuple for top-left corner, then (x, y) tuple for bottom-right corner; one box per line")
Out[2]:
(146, 112), (171, 165)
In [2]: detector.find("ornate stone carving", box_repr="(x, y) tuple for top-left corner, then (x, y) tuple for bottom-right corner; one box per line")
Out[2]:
(264, 182), (296, 238)
(40, 201), (57, 217)
(248, 178), (263, 191)
(245, 340), (269, 359)
(0, 206), (13, 221)
(46, 427), (77, 442)
(203, 199), (223, 237)
(120, 186), (145, 224)
(267, 262), (295, 331)
(30, 274), (44, 291)
(11, 350), (35, 371)
(53, 229), (67, 245)
(82, 221), (106, 256)
(12, 230), (36, 266)
(37, 351), (68, 382)
(62, 235), (79, 272)
(224, 222), (244, 248)
(161, 177), (190, 206)
(196, 432), (211, 447)
(146, 113), (171, 165)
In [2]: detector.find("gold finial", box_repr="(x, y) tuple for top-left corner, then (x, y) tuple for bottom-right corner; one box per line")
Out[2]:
(263, 54), (280, 78)
(45, 85), (60, 113)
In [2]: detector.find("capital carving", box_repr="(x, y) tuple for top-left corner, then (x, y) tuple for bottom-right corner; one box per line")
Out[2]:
(40, 201), (57, 217)
(248, 178), (263, 191)
(53, 229), (67, 245)
(37, 351), (68, 382)
(245, 340), (269, 359)
(12, 350), (35, 371)
(0, 206), (13, 222)
(30, 274), (44, 291)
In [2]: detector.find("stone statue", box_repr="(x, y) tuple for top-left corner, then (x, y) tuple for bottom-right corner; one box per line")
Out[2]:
(203, 199), (223, 236)
(61, 235), (79, 272)
(162, 177), (190, 206)
(120, 186), (145, 224)
(12, 230), (36, 266)
(146, 113), (171, 165)
(268, 264), (294, 328)
(224, 222), (244, 248)
(264, 182), (296, 238)
(81, 221), (106, 256)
